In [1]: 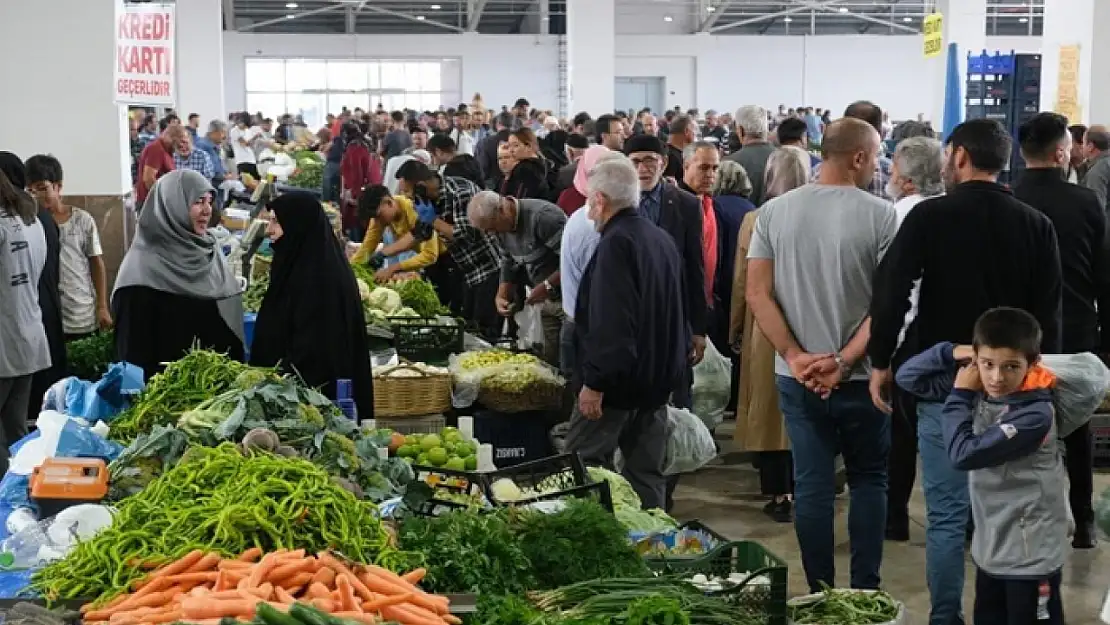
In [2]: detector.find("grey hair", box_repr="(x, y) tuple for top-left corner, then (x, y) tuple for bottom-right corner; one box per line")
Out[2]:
(892, 136), (945, 198)
(763, 146), (810, 200)
(587, 156), (640, 209)
(735, 105), (768, 139)
(712, 160), (753, 198)
(682, 140), (717, 161)
(207, 119), (228, 133)
(467, 190), (503, 223)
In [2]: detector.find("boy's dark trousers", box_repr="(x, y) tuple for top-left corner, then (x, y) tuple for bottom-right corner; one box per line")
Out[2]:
(973, 568), (1064, 625)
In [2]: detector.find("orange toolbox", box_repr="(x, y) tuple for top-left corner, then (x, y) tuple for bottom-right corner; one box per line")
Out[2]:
(29, 458), (110, 517)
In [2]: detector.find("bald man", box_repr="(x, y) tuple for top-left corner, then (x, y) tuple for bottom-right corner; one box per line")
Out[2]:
(135, 124), (188, 206)
(746, 117), (896, 593)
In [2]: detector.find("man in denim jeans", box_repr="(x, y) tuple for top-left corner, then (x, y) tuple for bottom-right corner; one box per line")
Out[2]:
(868, 119), (1063, 625)
(746, 118), (897, 592)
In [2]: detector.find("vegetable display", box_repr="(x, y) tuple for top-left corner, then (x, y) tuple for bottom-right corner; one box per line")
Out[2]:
(244, 275), (269, 313)
(527, 577), (761, 625)
(788, 587), (901, 625)
(109, 349), (262, 442)
(586, 467), (677, 534)
(286, 162), (324, 191)
(33, 444), (402, 603)
(65, 331), (116, 381)
(77, 550), (456, 625)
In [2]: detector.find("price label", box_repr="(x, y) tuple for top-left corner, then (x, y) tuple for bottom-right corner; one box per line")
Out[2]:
(923, 13), (944, 58)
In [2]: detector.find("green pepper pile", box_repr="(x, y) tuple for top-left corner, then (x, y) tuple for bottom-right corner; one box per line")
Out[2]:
(32, 444), (403, 603)
(109, 349), (263, 442)
(788, 586), (901, 625)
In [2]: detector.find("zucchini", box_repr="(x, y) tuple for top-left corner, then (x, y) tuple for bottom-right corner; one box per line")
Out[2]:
(289, 602), (342, 625)
(257, 603), (303, 625)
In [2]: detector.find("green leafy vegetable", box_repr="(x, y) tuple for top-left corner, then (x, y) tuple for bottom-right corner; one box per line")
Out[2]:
(65, 331), (115, 381)
(390, 277), (447, 318)
(788, 586), (901, 625)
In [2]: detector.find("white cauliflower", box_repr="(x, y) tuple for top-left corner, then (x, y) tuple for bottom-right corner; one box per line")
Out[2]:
(368, 286), (402, 314)
(357, 279), (371, 302)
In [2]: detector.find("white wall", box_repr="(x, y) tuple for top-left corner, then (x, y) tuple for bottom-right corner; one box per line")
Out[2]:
(223, 31), (1040, 121)
(222, 31), (559, 113)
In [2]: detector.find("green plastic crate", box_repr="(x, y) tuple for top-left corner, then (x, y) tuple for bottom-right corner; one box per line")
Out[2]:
(646, 540), (788, 625)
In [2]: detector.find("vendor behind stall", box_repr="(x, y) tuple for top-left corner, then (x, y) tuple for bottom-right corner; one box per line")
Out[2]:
(351, 184), (445, 282)
(250, 192), (374, 419)
(112, 170), (245, 379)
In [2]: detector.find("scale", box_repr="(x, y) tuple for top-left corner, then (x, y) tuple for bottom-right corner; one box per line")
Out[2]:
(29, 458), (109, 517)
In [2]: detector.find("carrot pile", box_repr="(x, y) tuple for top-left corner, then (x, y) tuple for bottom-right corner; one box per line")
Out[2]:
(81, 548), (458, 625)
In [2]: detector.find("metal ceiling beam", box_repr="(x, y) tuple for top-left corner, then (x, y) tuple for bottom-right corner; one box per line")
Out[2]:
(697, 1), (734, 32)
(707, 0), (845, 33)
(222, 0), (236, 30)
(468, 0), (490, 31)
(238, 3), (348, 31)
(792, 0), (919, 33)
(361, 4), (466, 32)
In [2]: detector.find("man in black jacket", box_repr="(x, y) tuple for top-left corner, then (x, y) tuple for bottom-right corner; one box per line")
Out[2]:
(868, 118), (1062, 625)
(475, 112), (514, 183)
(1013, 112), (1108, 549)
(564, 155), (689, 510)
(624, 134), (707, 407)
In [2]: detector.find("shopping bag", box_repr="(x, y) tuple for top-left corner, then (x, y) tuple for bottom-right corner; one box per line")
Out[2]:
(513, 301), (545, 353)
(662, 406), (717, 476)
(1041, 353), (1110, 438)
(691, 340), (732, 430)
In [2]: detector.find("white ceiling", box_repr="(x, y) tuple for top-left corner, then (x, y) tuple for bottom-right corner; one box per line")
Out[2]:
(225, 0), (1045, 36)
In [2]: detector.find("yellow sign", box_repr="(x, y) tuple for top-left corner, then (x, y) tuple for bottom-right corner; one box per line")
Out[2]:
(1055, 45), (1082, 123)
(923, 13), (944, 58)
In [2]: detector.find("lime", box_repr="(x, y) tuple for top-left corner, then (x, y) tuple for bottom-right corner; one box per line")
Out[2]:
(416, 453), (429, 465)
(443, 430), (463, 444)
(405, 434), (420, 446)
(464, 455), (478, 471)
(444, 456), (467, 471)
(457, 440), (477, 457)
(443, 441), (458, 457)
(420, 434), (442, 452)
(402, 456), (414, 464)
(399, 444), (419, 458)
(427, 447), (449, 466)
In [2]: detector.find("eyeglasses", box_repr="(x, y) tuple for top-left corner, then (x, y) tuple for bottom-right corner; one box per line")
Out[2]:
(630, 156), (662, 168)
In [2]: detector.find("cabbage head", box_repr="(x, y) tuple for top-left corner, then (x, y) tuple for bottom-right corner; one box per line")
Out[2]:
(368, 287), (402, 314)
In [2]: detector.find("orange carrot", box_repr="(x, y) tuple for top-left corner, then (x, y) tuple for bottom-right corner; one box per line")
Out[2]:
(400, 569), (426, 584)
(85, 586), (183, 621)
(305, 582), (332, 600)
(213, 570), (229, 592)
(83, 593), (129, 614)
(362, 593), (413, 613)
(336, 574), (359, 611)
(443, 615), (462, 625)
(247, 554), (280, 587)
(357, 571), (407, 596)
(310, 566), (336, 588)
(279, 572), (314, 591)
(331, 611), (380, 625)
(165, 571), (219, 584)
(181, 597), (258, 620)
(219, 560), (252, 570)
(275, 549), (306, 560)
(365, 566), (424, 595)
(359, 570), (443, 614)
(269, 559), (315, 583)
(273, 587), (296, 605)
(238, 547), (263, 562)
(380, 604), (446, 625)
(310, 598), (337, 612)
(149, 550), (205, 580)
(187, 552), (221, 573)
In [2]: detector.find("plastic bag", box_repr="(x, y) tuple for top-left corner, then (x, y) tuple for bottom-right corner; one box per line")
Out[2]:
(42, 362), (144, 422)
(0, 504), (114, 571)
(663, 406), (717, 476)
(1042, 353), (1110, 438)
(448, 350), (564, 409)
(513, 302), (545, 353)
(691, 340), (733, 430)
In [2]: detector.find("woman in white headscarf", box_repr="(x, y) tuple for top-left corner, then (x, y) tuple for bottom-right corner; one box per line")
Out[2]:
(113, 170), (244, 379)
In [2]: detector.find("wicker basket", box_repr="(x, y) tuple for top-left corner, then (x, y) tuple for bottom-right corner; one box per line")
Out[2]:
(477, 381), (563, 413)
(373, 363), (452, 417)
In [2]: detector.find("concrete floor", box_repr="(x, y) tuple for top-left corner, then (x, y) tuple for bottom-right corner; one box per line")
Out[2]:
(670, 425), (1110, 625)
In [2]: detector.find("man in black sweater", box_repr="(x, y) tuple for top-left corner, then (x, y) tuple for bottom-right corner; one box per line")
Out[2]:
(475, 112), (513, 183)
(868, 118), (1062, 625)
(564, 156), (689, 510)
(1013, 112), (1109, 549)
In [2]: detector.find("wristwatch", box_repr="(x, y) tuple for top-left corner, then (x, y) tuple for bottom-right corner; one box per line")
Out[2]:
(834, 354), (851, 376)
(543, 279), (553, 292)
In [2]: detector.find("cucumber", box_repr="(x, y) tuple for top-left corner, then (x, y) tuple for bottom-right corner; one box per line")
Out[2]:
(257, 603), (304, 625)
(289, 602), (342, 625)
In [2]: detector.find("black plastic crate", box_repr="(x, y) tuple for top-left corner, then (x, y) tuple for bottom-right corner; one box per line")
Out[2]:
(633, 520), (730, 561)
(391, 317), (464, 365)
(473, 408), (556, 468)
(484, 453), (614, 512)
(402, 464), (488, 516)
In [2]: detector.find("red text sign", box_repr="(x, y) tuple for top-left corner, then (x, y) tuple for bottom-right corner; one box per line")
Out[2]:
(115, 4), (175, 106)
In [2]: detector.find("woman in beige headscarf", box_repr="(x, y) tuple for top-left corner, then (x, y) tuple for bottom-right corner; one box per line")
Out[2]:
(729, 145), (811, 523)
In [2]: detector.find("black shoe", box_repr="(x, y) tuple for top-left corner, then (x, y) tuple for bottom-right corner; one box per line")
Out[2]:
(885, 518), (910, 542)
(1073, 521), (1098, 549)
(762, 499), (792, 523)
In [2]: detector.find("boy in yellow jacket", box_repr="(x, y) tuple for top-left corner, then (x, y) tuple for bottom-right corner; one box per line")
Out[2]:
(352, 185), (446, 281)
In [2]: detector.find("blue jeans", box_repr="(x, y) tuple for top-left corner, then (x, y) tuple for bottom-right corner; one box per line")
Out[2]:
(917, 400), (970, 625)
(775, 376), (889, 592)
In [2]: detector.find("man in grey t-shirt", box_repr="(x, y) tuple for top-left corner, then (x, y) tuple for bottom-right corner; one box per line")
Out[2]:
(746, 118), (896, 593)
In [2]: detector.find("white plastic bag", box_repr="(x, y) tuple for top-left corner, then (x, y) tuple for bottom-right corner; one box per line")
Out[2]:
(662, 406), (717, 476)
(691, 340), (732, 430)
(513, 301), (545, 353)
(1042, 352), (1110, 438)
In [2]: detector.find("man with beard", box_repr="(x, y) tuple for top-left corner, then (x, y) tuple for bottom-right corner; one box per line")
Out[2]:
(868, 118), (1062, 625)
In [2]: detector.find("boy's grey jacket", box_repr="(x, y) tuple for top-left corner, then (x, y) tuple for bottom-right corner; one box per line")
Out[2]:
(897, 342), (1069, 579)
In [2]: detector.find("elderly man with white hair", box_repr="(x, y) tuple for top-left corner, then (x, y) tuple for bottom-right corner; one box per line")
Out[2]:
(725, 105), (776, 205)
(881, 136), (945, 544)
(562, 155), (690, 510)
(467, 190), (567, 366)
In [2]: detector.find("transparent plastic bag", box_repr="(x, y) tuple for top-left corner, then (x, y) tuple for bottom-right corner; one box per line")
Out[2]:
(513, 302), (545, 352)
(1042, 353), (1110, 438)
(691, 340), (733, 430)
(449, 350), (564, 409)
(0, 504), (114, 571)
(662, 406), (717, 476)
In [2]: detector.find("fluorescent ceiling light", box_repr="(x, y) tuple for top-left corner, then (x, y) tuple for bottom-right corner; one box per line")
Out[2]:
(663, 15), (674, 21)
(1019, 17), (1029, 22)
(416, 14), (426, 20)
(783, 16), (793, 22)
(430, 4), (441, 9)
(706, 5), (715, 11)
(903, 16), (912, 22)
(838, 6), (848, 13)
(285, 13), (295, 19)
(285, 2), (297, 8)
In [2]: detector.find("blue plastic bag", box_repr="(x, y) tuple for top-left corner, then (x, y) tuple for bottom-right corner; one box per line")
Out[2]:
(43, 362), (144, 422)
